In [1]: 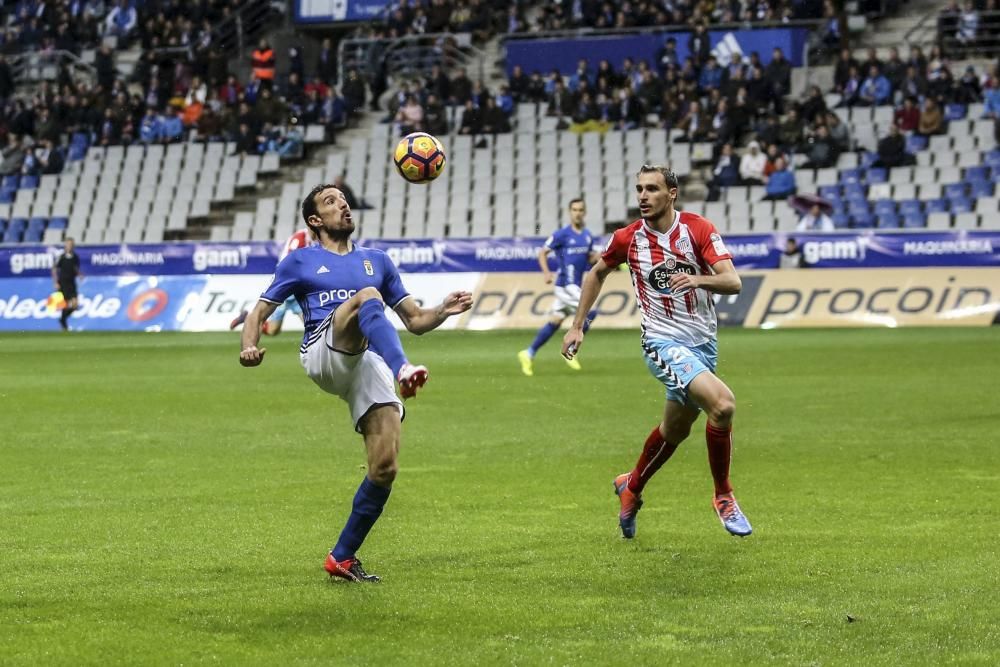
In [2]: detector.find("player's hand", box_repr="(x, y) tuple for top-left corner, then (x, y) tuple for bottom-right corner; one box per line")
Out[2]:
(543, 273), (554, 285)
(562, 327), (584, 360)
(441, 291), (474, 316)
(240, 345), (267, 367)
(668, 273), (701, 293)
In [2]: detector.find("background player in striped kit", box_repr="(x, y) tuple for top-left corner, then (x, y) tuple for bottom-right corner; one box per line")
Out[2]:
(562, 165), (753, 539)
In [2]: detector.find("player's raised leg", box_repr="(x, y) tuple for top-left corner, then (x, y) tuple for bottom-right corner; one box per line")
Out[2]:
(333, 287), (427, 398)
(687, 372), (752, 537)
(325, 405), (400, 582)
(615, 400), (698, 538)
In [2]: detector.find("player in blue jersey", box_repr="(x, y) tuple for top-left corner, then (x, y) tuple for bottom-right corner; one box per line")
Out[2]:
(238, 183), (473, 583)
(518, 198), (600, 375)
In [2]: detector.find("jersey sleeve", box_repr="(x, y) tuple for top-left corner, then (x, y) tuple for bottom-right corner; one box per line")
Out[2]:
(380, 253), (411, 309)
(600, 227), (631, 267)
(692, 215), (733, 266)
(260, 254), (297, 304)
(543, 229), (562, 250)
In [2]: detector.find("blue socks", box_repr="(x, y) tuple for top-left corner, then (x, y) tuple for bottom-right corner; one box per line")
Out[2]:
(582, 309), (598, 333)
(358, 299), (407, 376)
(528, 321), (560, 356)
(332, 477), (392, 562)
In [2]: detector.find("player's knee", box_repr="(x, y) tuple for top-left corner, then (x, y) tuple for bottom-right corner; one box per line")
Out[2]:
(357, 286), (383, 304)
(707, 392), (736, 426)
(369, 456), (398, 486)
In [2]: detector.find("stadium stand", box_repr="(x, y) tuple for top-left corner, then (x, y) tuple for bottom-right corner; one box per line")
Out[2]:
(2, 0), (998, 245)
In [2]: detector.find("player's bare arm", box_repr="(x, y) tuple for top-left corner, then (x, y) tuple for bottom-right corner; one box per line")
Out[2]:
(395, 291), (473, 335)
(240, 300), (279, 366)
(667, 258), (741, 295)
(562, 258), (614, 358)
(537, 247), (554, 284)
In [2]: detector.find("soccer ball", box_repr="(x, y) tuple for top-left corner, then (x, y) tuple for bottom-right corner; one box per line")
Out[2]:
(393, 132), (446, 184)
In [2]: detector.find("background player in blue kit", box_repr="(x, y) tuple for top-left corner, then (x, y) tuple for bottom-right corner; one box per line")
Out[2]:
(518, 199), (600, 375)
(238, 184), (473, 583)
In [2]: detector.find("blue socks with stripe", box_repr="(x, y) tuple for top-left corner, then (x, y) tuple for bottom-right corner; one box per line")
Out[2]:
(583, 309), (598, 333)
(332, 477), (392, 562)
(358, 298), (407, 376)
(528, 321), (560, 356)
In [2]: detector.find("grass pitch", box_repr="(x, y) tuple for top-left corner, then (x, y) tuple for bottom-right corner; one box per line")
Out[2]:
(1, 328), (998, 665)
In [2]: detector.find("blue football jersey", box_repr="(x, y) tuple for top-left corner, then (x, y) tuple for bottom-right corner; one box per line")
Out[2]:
(545, 225), (595, 287)
(260, 244), (410, 350)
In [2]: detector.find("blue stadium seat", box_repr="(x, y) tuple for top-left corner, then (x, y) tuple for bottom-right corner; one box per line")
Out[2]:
(48, 217), (68, 230)
(839, 168), (863, 184)
(0, 219), (7, 234)
(852, 212), (876, 228)
(874, 199), (897, 215)
(944, 104), (967, 121)
(899, 199), (923, 215)
(971, 181), (994, 198)
(3, 228), (21, 243)
(860, 152), (879, 168)
(950, 197), (973, 214)
(944, 183), (967, 200)
(19, 175), (39, 190)
(903, 213), (927, 228)
(926, 198), (949, 213)
(906, 135), (929, 153)
(8, 217), (27, 233)
(843, 182), (867, 199)
(965, 166), (990, 183)
(986, 149), (1000, 170)
(832, 213), (851, 228)
(831, 200), (848, 215)
(866, 167), (887, 184)
(0, 189), (13, 204)
(849, 201), (871, 217)
(23, 227), (43, 243)
(27, 217), (46, 233)
(819, 185), (841, 200)
(2, 175), (18, 190)
(877, 213), (900, 228)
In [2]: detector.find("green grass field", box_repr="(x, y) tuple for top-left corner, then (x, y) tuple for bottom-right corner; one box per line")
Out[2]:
(2, 328), (998, 665)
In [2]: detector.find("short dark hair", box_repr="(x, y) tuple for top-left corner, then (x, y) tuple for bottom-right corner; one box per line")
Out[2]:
(302, 183), (335, 225)
(567, 197), (585, 209)
(637, 164), (679, 189)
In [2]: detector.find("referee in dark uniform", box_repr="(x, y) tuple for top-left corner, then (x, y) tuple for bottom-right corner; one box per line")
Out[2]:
(51, 238), (81, 331)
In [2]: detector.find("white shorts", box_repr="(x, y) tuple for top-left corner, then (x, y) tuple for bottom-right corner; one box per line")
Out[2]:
(299, 332), (404, 433)
(550, 284), (582, 317)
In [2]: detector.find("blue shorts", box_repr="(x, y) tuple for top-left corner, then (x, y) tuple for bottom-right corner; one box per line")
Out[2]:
(268, 296), (302, 324)
(641, 337), (718, 408)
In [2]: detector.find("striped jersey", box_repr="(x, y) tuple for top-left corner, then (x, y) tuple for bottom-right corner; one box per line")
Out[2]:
(279, 228), (315, 261)
(601, 210), (732, 346)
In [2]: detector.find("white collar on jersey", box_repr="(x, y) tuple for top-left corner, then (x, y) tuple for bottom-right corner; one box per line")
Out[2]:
(641, 209), (680, 236)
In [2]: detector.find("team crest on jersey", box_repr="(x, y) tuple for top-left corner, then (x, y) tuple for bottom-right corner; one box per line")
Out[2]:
(675, 236), (692, 254)
(647, 258), (696, 294)
(363, 259), (374, 276)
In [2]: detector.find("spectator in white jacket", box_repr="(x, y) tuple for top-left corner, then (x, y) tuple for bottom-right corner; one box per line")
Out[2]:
(739, 140), (767, 185)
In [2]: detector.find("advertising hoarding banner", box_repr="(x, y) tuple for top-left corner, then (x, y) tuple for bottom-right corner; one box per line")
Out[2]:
(3, 231), (998, 279)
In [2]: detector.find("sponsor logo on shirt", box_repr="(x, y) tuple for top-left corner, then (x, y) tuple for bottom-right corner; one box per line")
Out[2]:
(318, 289), (358, 306)
(647, 257), (696, 294)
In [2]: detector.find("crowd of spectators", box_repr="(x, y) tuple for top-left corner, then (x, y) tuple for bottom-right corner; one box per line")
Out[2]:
(0, 1), (366, 180)
(938, 0), (1000, 56)
(357, 0), (828, 42)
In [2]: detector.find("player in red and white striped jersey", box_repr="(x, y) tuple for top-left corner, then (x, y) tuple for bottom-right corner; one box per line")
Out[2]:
(562, 165), (752, 539)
